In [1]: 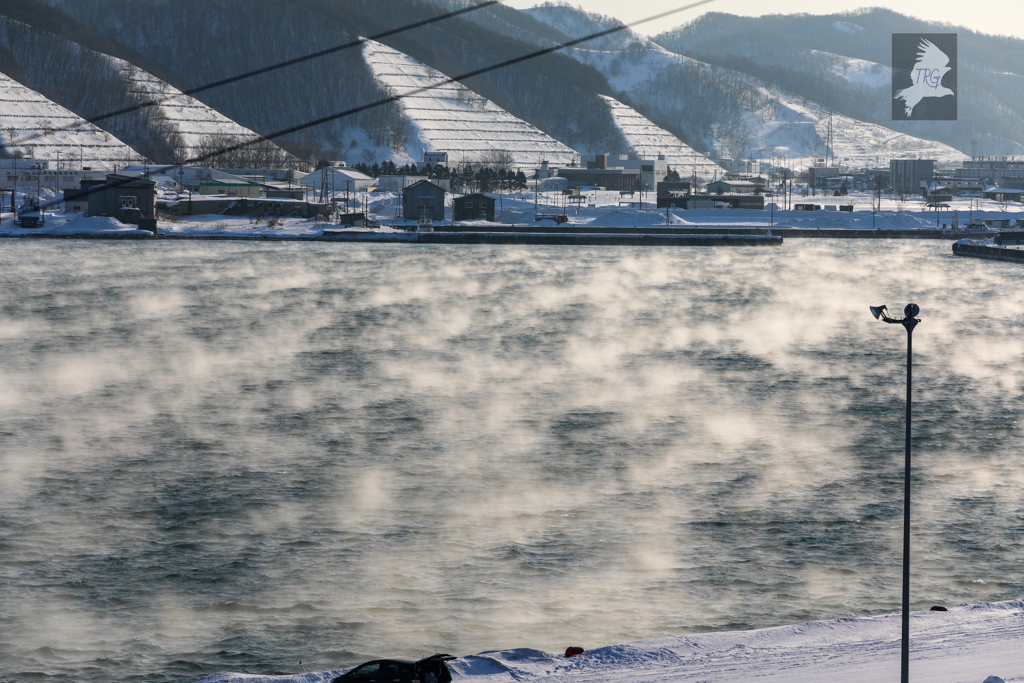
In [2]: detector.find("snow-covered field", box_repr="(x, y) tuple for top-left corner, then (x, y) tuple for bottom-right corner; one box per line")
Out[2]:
(192, 600), (1024, 683)
(0, 72), (137, 168)
(362, 40), (577, 168)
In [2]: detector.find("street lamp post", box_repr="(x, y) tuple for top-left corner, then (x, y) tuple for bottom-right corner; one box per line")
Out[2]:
(869, 302), (920, 683)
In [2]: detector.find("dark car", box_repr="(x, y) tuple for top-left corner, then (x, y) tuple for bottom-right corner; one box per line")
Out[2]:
(332, 654), (455, 683)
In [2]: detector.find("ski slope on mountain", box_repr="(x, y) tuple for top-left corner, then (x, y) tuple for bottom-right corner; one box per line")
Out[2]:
(599, 95), (723, 177)
(193, 599), (1024, 683)
(0, 71), (136, 167)
(363, 39), (577, 168)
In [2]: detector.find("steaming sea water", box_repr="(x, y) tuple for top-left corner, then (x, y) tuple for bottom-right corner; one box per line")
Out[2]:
(1, 240), (1023, 683)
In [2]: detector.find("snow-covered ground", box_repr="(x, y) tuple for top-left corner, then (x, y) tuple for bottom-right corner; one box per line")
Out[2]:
(191, 600), (1024, 683)
(0, 213), (152, 237)
(0, 72), (137, 168)
(362, 40), (577, 168)
(5, 187), (1019, 237)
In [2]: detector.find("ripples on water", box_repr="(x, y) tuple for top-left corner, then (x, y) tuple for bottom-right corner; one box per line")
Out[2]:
(0, 240), (1023, 682)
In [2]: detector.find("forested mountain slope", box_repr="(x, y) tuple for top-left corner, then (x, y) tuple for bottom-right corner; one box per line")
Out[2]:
(13, 0), (1012, 169)
(0, 13), (287, 166)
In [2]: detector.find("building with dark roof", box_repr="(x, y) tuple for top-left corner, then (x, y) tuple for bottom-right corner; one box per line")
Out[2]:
(402, 180), (446, 220)
(87, 174), (157, 225)
(453, 193), (496, 221)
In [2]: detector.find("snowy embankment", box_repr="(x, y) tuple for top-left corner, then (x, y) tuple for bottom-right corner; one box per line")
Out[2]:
(193, 600), (1024, 683)
(0, 214), (152, 237)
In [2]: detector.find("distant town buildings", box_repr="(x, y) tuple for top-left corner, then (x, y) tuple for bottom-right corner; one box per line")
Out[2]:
(422, 152), (449, 167)
(808, 166), (842, 191)
(1, 159), (104, 191)
(957, 158), (1024, 186)
(558, 155), (641, 192)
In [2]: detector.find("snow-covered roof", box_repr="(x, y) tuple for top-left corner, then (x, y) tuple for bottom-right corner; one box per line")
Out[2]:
(298, 167), (374, 187)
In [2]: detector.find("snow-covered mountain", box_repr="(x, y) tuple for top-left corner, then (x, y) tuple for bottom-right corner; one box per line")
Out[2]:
(38, 0), (620, 167)
(523, 5), (968, 169)
(654, 9), (1024, 157)
(362, 39), (577, 168)
(522, 2), (655, 51)
(10, 0), (1016, 172)
(0, 71), (136, 167)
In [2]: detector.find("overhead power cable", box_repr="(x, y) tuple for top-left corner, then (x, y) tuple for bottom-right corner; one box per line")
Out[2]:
(7, 0), (501, 149)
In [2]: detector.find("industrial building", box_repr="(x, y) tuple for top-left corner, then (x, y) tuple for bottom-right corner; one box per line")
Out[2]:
(299, 166), (376, 193)
(890, 159), (935, 195)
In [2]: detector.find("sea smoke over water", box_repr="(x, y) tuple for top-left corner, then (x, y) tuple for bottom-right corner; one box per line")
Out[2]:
(0, 240), (1022, 682)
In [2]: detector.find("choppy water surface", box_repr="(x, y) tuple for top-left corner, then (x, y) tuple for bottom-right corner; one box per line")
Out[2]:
(1, 240), (1023, 682)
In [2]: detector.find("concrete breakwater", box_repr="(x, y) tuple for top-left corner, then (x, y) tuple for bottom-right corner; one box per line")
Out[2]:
(2, 225), (993, 243)
(1, 230), (783, 246)
(363, 231), (784, 246)
(438, 225), (990, 239)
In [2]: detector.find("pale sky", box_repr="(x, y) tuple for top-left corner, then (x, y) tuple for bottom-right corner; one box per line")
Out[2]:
(503, 0), (1024, 40)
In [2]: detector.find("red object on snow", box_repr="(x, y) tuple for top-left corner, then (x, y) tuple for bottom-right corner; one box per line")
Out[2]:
(565, 647), (585, 657)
